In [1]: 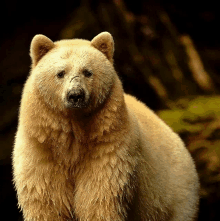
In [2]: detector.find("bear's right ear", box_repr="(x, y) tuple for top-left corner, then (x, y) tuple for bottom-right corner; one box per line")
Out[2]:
(30, 35), (55, 67)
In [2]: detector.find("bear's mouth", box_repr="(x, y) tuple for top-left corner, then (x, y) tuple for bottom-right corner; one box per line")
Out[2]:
(66, 89), (88, 108)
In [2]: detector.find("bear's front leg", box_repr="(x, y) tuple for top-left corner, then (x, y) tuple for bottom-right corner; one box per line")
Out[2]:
(16, 183), (60, 221)
(19, 180), (76, 221)
(73, 156), (133, 221)
(14, 163), (75, 221)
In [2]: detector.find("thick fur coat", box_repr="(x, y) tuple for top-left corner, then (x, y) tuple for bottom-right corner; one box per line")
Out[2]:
(13, 32), (199, 221)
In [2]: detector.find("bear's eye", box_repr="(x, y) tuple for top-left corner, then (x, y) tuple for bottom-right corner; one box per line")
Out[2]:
(83, 70), (93, 78)
(57, 71), (65, 78)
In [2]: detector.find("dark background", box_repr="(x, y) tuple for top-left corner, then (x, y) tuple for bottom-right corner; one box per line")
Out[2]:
(1, 0), (220, 220)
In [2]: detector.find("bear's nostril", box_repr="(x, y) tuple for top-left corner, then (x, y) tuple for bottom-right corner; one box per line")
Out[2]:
(69, 94), (82, 103)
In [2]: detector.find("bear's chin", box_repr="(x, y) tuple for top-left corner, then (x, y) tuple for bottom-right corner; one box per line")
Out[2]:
(65, 102), (88, 109)
(64, 99), (90, 110)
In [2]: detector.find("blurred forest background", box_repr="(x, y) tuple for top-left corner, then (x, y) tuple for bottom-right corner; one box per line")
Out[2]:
(0, 0), (220, 220)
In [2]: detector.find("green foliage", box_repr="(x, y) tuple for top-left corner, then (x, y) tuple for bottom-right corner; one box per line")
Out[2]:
(158, 96), (220, 134)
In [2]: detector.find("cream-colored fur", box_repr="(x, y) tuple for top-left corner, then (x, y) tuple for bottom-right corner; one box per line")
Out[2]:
(13, 32), (199, 221)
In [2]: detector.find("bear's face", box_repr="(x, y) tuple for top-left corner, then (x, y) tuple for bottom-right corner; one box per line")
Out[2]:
(30, 33), (115, 113)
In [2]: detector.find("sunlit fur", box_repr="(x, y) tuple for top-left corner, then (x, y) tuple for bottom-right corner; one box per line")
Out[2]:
(13, 32), (199, 221)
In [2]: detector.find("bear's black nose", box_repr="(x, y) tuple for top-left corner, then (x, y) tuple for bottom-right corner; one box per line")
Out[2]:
(67, 89), (85, 106)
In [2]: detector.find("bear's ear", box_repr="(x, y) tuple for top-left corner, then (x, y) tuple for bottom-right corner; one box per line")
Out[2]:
(91, 32), (114, 63)
(30, 34), (55, 66)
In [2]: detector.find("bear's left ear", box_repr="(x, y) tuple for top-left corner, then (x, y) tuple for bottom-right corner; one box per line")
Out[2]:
(91, 32), (114, 63)
(30, 34), (55, 67)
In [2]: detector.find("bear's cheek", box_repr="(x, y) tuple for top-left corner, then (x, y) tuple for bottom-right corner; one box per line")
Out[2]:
(46, 85), (64, 109)
(87, 79), (107, 107)
(83, 86), (91, 104)
(36, 75), (64, 109)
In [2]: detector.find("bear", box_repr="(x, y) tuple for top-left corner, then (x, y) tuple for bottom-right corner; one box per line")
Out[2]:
(13, 32), (199, 221)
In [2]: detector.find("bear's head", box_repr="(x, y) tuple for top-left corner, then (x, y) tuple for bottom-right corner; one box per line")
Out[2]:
(30, 32), (116, 113)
